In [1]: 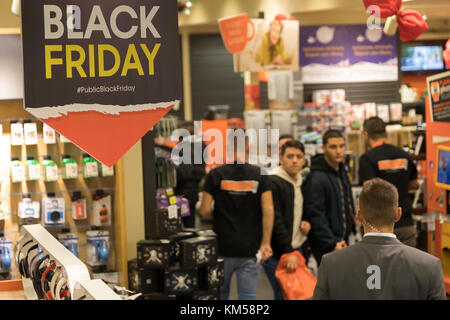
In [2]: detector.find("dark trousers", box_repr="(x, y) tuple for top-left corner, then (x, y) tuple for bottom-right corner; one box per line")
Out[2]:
(182, 203), (196, 228)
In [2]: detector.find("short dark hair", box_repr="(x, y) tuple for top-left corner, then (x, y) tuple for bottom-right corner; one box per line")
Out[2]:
(279, 134), (294, 141)
(360, 178), (398, 228)
(280, 140), (305, 156)
(363, 117), (387, 140)
(323, 129), (344, 146)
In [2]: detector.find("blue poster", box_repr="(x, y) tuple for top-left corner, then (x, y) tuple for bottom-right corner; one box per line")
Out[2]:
(300, 25), (398, 84)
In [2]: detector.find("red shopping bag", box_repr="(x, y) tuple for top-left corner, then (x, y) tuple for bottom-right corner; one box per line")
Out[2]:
(275, 251), (317, 300)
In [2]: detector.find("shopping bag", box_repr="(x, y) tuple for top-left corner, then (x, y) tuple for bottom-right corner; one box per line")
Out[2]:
(275, 251), (317, 300)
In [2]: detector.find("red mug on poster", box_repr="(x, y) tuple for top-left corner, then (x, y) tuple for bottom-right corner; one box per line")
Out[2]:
(218, 13), (255, 53)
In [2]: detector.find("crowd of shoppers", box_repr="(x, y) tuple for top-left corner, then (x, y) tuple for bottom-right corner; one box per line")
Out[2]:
(173, 118), (446, 300)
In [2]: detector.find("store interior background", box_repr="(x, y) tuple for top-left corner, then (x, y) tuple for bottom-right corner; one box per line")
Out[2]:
(0, 0), (449, 296)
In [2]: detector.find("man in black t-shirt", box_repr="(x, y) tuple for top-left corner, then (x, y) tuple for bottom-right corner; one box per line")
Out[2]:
(199, 134), (274, 300)
(359, 117), (419, 247)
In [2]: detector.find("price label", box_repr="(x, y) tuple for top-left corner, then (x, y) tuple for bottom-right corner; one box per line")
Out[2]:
(168, 205), (178, 220)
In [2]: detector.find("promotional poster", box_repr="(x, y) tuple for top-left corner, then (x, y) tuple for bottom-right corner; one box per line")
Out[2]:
(300, 25), (398, 84)
(21, 0), (182, 166)
(427, 71), (450, 123)
(221, 17), (299, 72)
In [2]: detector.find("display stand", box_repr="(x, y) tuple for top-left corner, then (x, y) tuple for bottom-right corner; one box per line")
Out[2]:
(18, 224), (120, 300)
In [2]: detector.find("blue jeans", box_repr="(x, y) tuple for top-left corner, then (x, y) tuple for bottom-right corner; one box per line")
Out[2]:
(220, 256), (261, 300)
(263, 248), (304, 300)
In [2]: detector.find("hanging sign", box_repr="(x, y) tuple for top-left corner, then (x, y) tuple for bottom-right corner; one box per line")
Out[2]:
(21, 0), (181, 166)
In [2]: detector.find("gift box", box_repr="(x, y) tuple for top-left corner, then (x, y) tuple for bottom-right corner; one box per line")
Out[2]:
(137, 239), (173, 268)
(180, 237), (218, 268)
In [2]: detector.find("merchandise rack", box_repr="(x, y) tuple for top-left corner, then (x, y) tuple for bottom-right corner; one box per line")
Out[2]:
(0, 100), (128, 287)
(18, 224), (120, 300)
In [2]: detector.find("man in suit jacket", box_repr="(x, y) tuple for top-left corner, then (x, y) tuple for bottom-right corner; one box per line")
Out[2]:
(313, 178), (446, 300)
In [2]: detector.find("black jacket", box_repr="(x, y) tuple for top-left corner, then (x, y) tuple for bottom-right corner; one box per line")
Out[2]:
(268, 175), (296, 260)
(174, 141), (206, 205)
(302, 154), (356, 253)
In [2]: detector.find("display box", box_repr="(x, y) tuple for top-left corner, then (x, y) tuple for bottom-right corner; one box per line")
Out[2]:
(139, 268), (165, 294)
(164, 264), (198, 295)
(137, 239), (173, 268)
(180, 237), (218, 268)
(198, 258), (224, 290)
(167, 231), (197, 264)
(148, 206), (181, 239)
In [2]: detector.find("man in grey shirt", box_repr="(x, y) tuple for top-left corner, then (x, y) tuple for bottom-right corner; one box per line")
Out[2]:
(313, 178), (447, 300)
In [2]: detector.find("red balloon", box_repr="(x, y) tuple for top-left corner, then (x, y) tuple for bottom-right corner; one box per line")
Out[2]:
(397, 9), (428, 42)
(363, 0), (402, 19)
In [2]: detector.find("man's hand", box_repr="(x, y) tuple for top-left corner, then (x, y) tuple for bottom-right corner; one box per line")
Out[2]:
(300, 221), (311, 235)
(334, 240), (347, 251)
(285, 254), (299, 273)
(259, 244), (273, 262)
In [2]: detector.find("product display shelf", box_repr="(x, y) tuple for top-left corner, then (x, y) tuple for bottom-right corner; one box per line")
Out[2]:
(0, 101), (128, 287)
(18, 224), (120, 300)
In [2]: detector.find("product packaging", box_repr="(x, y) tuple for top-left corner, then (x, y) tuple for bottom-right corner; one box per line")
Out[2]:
(0, 236), (12, 272)
(363, 102), (377, 119)
(10, 122), (24, 146)
(10, 157), (25, 183)
(57, 231), (79, 257)
(86, 230), (110, 266)
(0, 201), (9, 220)
(148, 206), (181, 239)
(83, 154), (98, 178)
(71, 191), (87, 220)
(180, 237), (218, 268)
(198, 258), (225, 290)
(137, 239), (173, 268)
(330, 89), (346, 104)
(43, 123), (56, 144)
(92, 192), (112, 226)
(18, 197), (40, 219)
(24, 122), (38, 145)
(139, 268), (165, 294)
(42, 196), (65, 226)
(377, 104), (390, 123)
(42, 156), (58, 182)
(99, 162), (114, 177)
(164, 264), (198, 295)
(62, 154), (78, 179)
(167, 231), (197, 264)
(390, 103), (403, 122)
(312, 90), (331, 106)
(26, 156), (41, 181)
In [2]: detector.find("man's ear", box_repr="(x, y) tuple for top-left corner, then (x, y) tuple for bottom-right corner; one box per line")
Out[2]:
(356, 209), (363, 223)
(363, 131), (368, 141)
(394, 207), (402, 223)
